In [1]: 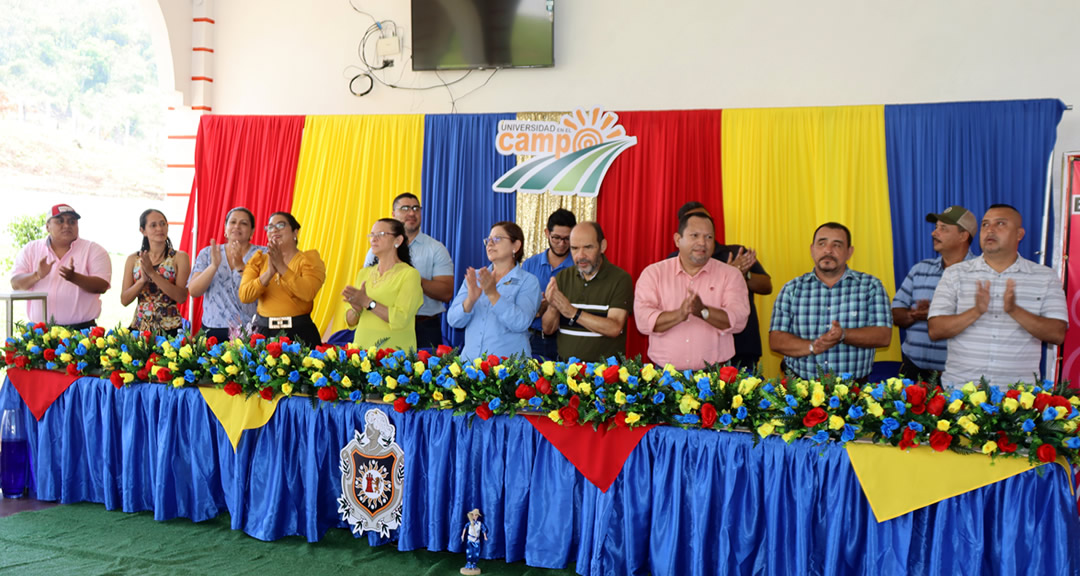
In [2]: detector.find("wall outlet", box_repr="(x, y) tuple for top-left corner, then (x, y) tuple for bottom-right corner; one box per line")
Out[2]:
(376, 37), (400, 59)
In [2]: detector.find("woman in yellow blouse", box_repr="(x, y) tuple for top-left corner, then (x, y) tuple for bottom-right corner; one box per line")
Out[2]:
(342, 218), (423, 350)
(239, 212), (326, 347)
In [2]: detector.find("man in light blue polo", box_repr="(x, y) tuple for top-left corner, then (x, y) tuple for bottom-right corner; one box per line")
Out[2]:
(892, 205), (976, 382)
(520, 208), (576, 359)
(364, 193), (454, 349)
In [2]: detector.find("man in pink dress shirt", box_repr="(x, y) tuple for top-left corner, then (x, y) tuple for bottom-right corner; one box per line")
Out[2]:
(634, 211), (750, 370)
(9, 204), (112, 329)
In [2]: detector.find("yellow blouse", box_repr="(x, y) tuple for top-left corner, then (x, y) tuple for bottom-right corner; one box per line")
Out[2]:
(347, 262), (423, 350)
(239, 249), (326, 317)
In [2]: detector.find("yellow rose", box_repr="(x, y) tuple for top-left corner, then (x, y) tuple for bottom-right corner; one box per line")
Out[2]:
(641, 364), (657, 382)
(222, 351), (234, 364)
(834, 384), (849, 398)
(360, 358), (372, 372)
(310, 372), (324, 384)
(277, 368), (285, 376)
(948, 399), (964, 414)
(107, 335), (117, 344)
(385, 376), (397, 390)
(541, 361), (555, 377)
(567, 363), (581, 378)
(383, 393), (396, 403)
(312, 359), (325, 371)
(624, 412), (641, 425)
(172, 377), (185, 388)
(782, 430), (800, 443)
(302, 357), (314, 368)
(265, 355), (278, 367)
(593, 364), (606, 378)
(121, 352), (133, 364)
(1065, 420), (1078, 433)
(828, 415), (845, 430)
(107, 348), (119, 358)
(1070, 396), (1080, 407)
(281, 354), (291, 366)
(349, 354), (361, 367)
(225, 365), (239, 375)
(282, 383), (294, 395)
(548, 410), (561, 423)
(811, 388), (826, 408)
(619, 367), (630, 383)
(473, 357), (483, 368)
(615, 390), (627, 405)
(1019, 392), (1035, 410)
(453, 387), (467, 403)
(886, 377), (904, 393)
(731, 395), (743, 409)
(432, 390), (444, 402)
(981, 441), (997, 455)
(121, 372), (135, 384)
(367, 346), (377, 357)
(579, 382), (592, 396)
(99, 355), (110, 365)
(867, 401), (884, 418)
(168, 361), (179, 372)
(449, 363), (462, 377)
(414, 361), (426, 376)
(439, 400), (453, 409)
(757, 421), (776, 438)
(95, 337), (106, 348)
(179, 345), (193, 359)
(567, 378), (581, 393)
(212, 374), (226, 384)
(341, 376), (353, 388)
(969, 391), (987, 406)
(961, 382), (976, 394)
(59, 353), (73, 363)
(1056, 406), (1068, 420)
(937, 420), (951, 431)
(664, 364), (679, 376)
(795, 382), (809, 398)
(679, 394), (700, 414)
(738, 376), (762, 396)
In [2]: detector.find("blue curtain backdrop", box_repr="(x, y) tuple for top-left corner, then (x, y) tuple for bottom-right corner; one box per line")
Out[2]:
(885, 99), (1066, 286)
(420, 113), (517, 348)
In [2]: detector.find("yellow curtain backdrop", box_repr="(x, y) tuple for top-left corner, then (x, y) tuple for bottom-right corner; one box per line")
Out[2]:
(721, 105), (900, 378)
(290, 115), (425, 336)
(515, 112), (597, 258)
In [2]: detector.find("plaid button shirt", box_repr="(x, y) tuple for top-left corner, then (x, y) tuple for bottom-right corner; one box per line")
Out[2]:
(770, 268), (893, 379)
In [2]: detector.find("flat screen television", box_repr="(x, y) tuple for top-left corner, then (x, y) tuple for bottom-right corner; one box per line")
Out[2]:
(411, 0), (554, 70)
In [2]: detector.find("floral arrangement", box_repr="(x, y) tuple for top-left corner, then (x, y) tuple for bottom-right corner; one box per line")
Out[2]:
(4, 322), (1080, 466)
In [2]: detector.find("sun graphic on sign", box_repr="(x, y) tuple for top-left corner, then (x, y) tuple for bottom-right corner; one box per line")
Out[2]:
(561, 107), (627, 154)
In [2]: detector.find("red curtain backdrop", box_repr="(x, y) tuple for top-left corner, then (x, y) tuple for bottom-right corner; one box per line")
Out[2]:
(179, 115), (307, 331)
(1061, 159), (1080, 390)
(595, 110), (725, 361)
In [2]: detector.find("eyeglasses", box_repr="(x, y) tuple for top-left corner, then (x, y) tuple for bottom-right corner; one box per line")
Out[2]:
(549, 234), (570, 243)
(265, 222), (289, 232)
(482, 236), (510, 247)
(396, 205), (421, 213)
(368, 231), (397, 239)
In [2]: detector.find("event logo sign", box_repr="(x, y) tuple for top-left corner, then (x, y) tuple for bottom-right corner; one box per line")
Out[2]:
(493, 107), (637, 197)
(337, 409), (405, 538)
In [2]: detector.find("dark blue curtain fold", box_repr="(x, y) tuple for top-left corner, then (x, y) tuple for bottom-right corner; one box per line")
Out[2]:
(420, 113), (517, 348)
(4, 377), (1079, 575)
(885, 99), (1066, 287)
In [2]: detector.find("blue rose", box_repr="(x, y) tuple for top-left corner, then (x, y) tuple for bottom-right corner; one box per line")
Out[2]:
(497, 367), (508, 380)
(421, 371), (432, 384)
(528, 397), (542, 408)
(847, 405), (864, 419)
(625, 394), (638, 404)
(528, 371), (539, 383)
(736, 406), (748, 420)
(397, 374), (409, 385)
(349, 390), (364, 402)
(1066, 437), (1080, 450)
(841, 424), (856, 443)
(719, 413), (733, 427)
(783, 407), (795, 416)
(880, 424), (894, 438)
(785, 394), (798, 408)
(871, 385), (884, 400)
(762, 382), (775, 394)
(428, 356), (440, 370)
(893, 400), (906, 415)
(907, 421), (923, 432)
(1043, 407), (1058, 422)
(829, 396), (840, 409)
(1022, 419), (1036, 433)
(759, 399), (771, 409)
(45, 361), (56, 370)
(77, 361), (88, 371)
(627, 375), (639, 387)
(488, 398), (501, 410)
(406, 392), (420, 405)
(594, 400), (606, 413)
(980, 403), (998, 415)
(557, 383), (568, 396)
(594, 376), (605, 387)
(315, 376), (328, 387)
(675, 414), (700, 425)
(184, 370), (196, 383)
(670, 380), (685, 393)
(595, 387), (606, 399)
(567, 356), (580, 365)
(652, 392), (665, 404)
(288, 370), (301, 383)
(606, 356), (618, 366)
(330, 370), (342, 382)
(366, 372), (381, 385)
(811, 430), (830, 445)
(840, 373), (853, 381)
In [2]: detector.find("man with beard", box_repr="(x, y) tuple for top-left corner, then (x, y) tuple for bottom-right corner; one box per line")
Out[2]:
(542, 221), (633, 362)
(521, 208), (576, 359)
(892, 205), (976, 382)
(769, 222), (892, 382)
(364, 193), (454, 349)
(10, 204), (111, 329)
(928, 204), (1066, 389)
(635, 211), (750, 370)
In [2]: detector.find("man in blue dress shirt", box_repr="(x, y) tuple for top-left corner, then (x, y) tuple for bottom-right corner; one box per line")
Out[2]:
(520, 208), (577, 359)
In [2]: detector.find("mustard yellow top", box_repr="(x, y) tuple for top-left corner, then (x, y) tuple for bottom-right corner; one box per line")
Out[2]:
(347, 262), (423, 350)
(239, 249), (326, 317)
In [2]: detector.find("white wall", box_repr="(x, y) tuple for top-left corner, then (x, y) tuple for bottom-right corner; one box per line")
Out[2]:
(156, 0), (1080, 198)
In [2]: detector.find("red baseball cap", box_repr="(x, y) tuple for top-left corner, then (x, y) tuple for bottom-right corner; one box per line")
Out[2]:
(49, 204), (81, 220)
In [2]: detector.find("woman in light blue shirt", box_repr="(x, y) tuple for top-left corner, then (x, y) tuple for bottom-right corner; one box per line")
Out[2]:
(448, 221), (541, 360)
(188, 207), (265, 341)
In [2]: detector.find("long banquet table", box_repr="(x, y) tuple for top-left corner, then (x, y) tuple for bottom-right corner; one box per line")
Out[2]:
(2, 375), (1078, 576)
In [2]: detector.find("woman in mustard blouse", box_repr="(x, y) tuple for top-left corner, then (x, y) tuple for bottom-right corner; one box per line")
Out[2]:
(239, 212), (326, 347)
(342, 218), (423, 350)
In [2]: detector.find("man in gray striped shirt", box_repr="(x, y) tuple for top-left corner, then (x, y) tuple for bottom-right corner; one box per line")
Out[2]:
(928, 204), (1067, 388)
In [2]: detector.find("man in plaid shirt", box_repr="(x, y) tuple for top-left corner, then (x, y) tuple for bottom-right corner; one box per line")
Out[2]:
(769, 222), (893, 381)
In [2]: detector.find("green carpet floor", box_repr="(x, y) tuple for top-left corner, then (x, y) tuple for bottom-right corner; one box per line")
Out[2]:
(0, 503), (580, 576)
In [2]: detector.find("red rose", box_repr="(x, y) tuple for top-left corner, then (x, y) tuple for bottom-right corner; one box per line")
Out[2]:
(1037, 443), (1057, 463)
(851, 385), (861, 396)
(265, 342), (283, 358)
(927, 395), (946, 417)
(43, 348), (56, 361)
(929, 430), (952, 452)
(802, 407), (828, 428)
(259, 387), (274, 401)
(156, 368), (172, 383)
(110, 371), (124, 389)
(558, 405), (579, 425)
(996, 431), (1018, 454)
(224, 382), (243, 396)
(13, 356), (28, 369)
(279, 336), (291, 344)
(435, 345), (453, 357)
(1050, 396), (1072, 410)
(718, 366), (740, 384)
(4, 350), (15, 365)
(475, 403), (493, 420)
(66, 363), (79, 376)
(1005, 389), (1020, 400)
(249, 334), (266, 347)
(700, 403), (718, 428)
(143, 331), (152, 341)
(315, 344), (332, 354)
(345, 348), (361, 360)
(148, 353), (161, 364)
(487, 354), (500, 366)
(905, 385), (927, 408)
(393, 397), (410, 413)
(536, 377), (552, 395)
(317, 387), (338, 402)
(1033, 393), (1053, 413)
(480, 361), (491, 376)
(569, 395), (581, 409)
(417, 350), (432, 364)
(33, 322), (46, 331)
(515, 384), (536, 400)
(602, 365), (619, 384)
(136, 368), (150, 382)
(90, 326), (106, 338)
(899, 427), (918, 450)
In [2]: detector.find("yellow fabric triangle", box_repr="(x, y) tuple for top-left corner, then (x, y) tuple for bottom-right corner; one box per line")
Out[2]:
(199, 388), (284, 451)
(845, 443), (1070, 522)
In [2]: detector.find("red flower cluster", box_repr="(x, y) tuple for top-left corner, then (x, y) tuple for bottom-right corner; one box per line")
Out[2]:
(927, 395), (946, 416)
(803, 407), (828, 428)
(43, 348), (56, 361)
(929, 430), (952, 452)
(515, 384), (535, 400)
(393, 397), (409, 413)
(899, 427), (918, 450)
(536, 377), (552, 395)
(417, 350), (432, 364)
(90, 326), (106, 339)
(66, 364), (79, 376)
(558, 395), (581, 425)
(905, 385), (927, 415)
(265, 342), (283, 358)
(718, 366), (739, 384)
(602, 365), (619, 384)
(700, 403), (717, 428)
(996, 431), (1018, 454)
(156, 368), (172, 383)
(1037, 444), (1057, 463)
(206, 336), (219, 347)
(434, 345), (453, 357)
(109, 370), (124, 389)
(317, 387), (338, 402)
(475, 403), (493, 420)
(259, 387), (274, 401)
(224, 382), (243, 396)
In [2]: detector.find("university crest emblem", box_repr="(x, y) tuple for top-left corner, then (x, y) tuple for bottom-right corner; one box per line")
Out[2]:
(337, 409), (405, 537)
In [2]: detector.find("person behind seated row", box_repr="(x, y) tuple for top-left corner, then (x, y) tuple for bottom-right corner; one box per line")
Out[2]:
(769, 222), (892, 383)
(343, 218), (423, 350)
(239, 212), (325, 347)
(521, 208), (577, 360)
(10, 203), (111, 331)
(121, 209), (190, 336)
(188, 207), (265, 342)
(448, 221), (541, 361)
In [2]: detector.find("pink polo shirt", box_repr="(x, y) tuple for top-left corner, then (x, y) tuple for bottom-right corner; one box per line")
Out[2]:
(11, 237), (112, 325)
(634, 257), (750, 370)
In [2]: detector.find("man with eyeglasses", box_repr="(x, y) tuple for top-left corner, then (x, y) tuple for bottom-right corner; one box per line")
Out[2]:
(364, 193), (454, 349)
(520, 208), (577, 359)
(10, 204), (112, 330)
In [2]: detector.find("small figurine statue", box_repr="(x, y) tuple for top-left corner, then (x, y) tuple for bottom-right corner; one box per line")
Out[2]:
(460, 508), (488, 575)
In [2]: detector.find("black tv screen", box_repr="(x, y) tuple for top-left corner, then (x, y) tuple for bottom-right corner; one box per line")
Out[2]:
(411, 0), (554, 70)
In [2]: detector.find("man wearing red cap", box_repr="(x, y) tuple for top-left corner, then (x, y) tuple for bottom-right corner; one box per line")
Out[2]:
(9, 204), (111, 329)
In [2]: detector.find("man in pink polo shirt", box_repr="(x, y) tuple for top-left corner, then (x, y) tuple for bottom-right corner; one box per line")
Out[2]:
(634, 211), (750, 370)
(9, 204), (111, 329)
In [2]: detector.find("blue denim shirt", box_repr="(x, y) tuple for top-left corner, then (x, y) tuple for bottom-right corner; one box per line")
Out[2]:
(446, 264), (542, 361)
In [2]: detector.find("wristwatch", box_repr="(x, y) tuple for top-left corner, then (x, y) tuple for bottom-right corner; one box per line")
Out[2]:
(745, 270), (752, 280)
(367, 299), (377, 311)
(809, 342), (816, 355)
(701, 308), (710, 321)
(569, 308), (582, 326)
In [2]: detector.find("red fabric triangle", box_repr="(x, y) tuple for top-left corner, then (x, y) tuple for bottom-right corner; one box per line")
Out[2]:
(6, 369), (79, 421)
(525, 415), (655, 492)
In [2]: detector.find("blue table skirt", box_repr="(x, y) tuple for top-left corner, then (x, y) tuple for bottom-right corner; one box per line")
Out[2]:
(2, 377), (1078, 576)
